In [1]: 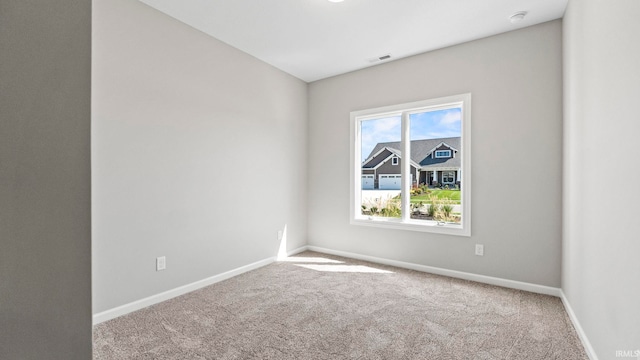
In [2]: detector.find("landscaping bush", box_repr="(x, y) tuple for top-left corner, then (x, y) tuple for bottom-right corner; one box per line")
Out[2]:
(442, 204), (453, 218)
(427, 201), (437, 217)
(363, 193), (460, 223)
(362, 196), (400, 218)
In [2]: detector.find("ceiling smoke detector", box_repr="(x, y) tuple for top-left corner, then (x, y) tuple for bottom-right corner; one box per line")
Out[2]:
(509, 11), (528, 23)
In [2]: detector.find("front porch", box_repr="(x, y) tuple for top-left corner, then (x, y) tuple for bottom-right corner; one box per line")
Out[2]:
(419, 169), (461, 187)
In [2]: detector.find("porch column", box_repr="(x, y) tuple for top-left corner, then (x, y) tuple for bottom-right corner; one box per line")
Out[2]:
(456, 169), (460, 183)
(432, 170), (438, 184)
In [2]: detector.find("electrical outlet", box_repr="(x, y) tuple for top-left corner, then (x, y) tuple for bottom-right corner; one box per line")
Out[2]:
(156, 256), (166, 271)
(278, 230), (283, 240)
(475, 244), (484, 256)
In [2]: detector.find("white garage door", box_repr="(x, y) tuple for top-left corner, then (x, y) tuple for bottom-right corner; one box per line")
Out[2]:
(379, 174), (401, 190)
(361, 175), (374, 190)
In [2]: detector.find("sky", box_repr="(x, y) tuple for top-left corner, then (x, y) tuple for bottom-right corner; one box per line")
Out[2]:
(360, 107), (461, 161)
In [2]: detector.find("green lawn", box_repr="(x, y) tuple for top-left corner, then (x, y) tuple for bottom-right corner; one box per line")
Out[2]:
(410, 189), (460, 204)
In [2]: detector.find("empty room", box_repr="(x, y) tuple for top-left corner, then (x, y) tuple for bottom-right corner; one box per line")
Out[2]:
(1, 0), (639, 359)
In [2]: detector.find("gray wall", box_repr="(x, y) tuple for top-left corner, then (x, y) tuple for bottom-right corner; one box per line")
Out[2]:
(563, 0), (640, 357)
(92, 0), (308, 313)
(0, 1), (92, 359)
(308, 21), (563, 287)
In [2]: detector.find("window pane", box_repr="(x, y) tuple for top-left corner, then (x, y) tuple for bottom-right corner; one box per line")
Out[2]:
(360, 116), (401, 218)
(409, 107), (462, 224)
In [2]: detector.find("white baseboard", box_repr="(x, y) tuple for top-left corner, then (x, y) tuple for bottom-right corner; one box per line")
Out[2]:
(297, 246), (596, 359)
(560, 290), (599, 360)
(95, 245), (595, 359)
(299, 247), (594, 359)
(286, 246), (309, 257)
(306, 246), (561, 297)
(94, 244), (561, 324)
(93, 246), (308, 325)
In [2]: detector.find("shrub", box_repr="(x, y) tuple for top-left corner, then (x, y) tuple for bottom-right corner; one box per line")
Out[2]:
(378, 198), (401, 217)
(427, 203), (437, 217)
(362, 195), (400, 218)
(442, 204), (453, 218)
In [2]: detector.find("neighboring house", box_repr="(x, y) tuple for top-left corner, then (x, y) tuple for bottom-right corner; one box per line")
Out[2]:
(362, 137), (461, 190)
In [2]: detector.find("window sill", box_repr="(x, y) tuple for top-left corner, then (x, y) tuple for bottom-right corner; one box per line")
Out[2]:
(351, 216), (470, 237)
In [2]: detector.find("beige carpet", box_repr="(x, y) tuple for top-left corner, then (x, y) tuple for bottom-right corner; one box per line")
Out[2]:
(94, 251), (588, 359)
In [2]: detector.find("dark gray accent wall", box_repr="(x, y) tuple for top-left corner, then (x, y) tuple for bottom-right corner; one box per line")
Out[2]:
(0, 1), (92, 359)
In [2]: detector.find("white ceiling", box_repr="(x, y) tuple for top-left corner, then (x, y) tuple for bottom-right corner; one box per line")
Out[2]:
(139, 0), (567, 82)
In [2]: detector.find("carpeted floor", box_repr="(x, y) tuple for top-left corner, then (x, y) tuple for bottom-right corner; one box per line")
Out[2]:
(94, 251), (588, 359)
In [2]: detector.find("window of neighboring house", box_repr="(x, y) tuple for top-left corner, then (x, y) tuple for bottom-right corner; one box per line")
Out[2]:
(435, 150), (451, 158)
(351, 93), (471, 236)
(442, 171), (455, 184)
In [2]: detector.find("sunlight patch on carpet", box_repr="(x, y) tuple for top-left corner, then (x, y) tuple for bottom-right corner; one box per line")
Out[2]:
(278, 256), (344, 264)
(294, 264), (393, 273)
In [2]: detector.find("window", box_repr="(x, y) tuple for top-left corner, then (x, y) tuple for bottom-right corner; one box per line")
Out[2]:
(435, 150), (451, 158)
(351, 93), (471, 236)
(442, 171), (455, 184)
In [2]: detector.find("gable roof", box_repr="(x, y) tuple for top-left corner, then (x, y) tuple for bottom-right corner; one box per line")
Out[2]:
(364, 137), (461, 169)
(362, 147), (421, 169)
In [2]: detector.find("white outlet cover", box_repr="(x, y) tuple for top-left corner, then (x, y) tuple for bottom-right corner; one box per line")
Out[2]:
(475, 244), (484, 256)
(156, 256), (166, 271)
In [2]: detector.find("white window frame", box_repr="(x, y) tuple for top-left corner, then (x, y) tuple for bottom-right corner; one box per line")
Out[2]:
(350, 93), (471, 236)
(391, 156), (399, 165)
(435, 150), (451, 158)
(442, 171), (455, 184)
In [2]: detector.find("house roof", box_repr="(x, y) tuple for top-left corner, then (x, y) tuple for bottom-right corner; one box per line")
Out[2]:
(362, 147), (422, 169)
(364, 137), (461, 169)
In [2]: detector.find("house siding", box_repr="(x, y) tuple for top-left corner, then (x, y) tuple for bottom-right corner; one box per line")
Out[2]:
(419, 171), (428, 185)
(376, 158), (417, 176)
